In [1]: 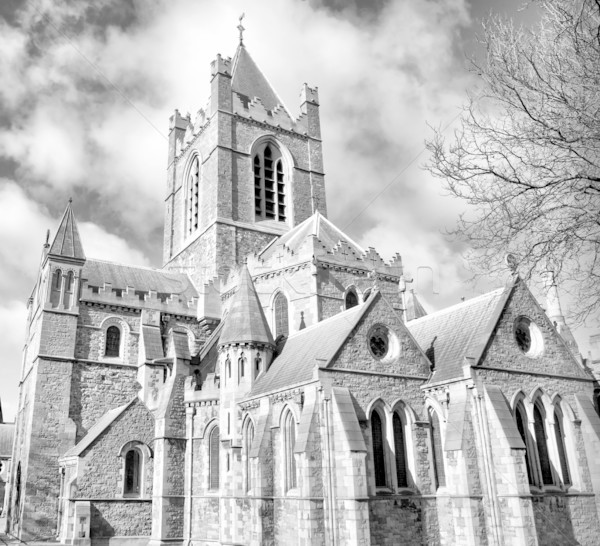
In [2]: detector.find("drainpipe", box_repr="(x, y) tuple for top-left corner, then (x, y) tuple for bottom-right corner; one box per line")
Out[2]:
(321, 389), (336, 545)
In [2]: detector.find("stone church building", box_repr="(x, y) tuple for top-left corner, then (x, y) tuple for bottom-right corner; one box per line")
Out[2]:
(5, 34), (600, 546)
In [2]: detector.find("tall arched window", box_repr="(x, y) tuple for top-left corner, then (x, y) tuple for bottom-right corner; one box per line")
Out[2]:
(429, 408), (446, 488)
(345, 289), (358, 310)
(209, 426), (220, 490)
(187, 155), (200, 235)
(239, 353), (246, 381)
(554, 408), (570, 485)
(254, 143), (286, 222)
(50, 269), (62, 308)
(244, 420), (255, 493)
(273, 292), (289, 338)
(533, 403), (553, 485)
(371, 410), (386, 487)
(124, 448), (142, 497)
(105, 326), (121, 357)
(515, 402), (534, 484)
(283, 411), (297, 491)
(393, 412), (408, 488)
(62, 271), (74, 309)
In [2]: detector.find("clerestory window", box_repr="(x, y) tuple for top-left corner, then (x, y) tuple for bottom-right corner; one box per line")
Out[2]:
(253, 143), (286, 222)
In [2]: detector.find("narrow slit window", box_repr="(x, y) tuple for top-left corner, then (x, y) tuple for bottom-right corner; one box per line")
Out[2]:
(284, 411), (297, 491)
(187, 156), (200, 235)
(209, 426), (220, 490)
(245, 421), (255, 492)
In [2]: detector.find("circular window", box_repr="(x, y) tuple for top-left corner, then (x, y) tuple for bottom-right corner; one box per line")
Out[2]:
(368, 324), (389, 359)
(514, 316), (544, 357)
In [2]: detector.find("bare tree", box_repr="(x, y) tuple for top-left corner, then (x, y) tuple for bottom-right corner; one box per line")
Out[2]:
(426, 0), (600, 320)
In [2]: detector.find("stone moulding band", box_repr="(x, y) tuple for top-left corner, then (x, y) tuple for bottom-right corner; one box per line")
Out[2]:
(476, 365), (594, 382)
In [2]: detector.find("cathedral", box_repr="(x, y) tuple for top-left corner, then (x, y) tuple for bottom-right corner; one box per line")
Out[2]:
(5, 32), (600, 546)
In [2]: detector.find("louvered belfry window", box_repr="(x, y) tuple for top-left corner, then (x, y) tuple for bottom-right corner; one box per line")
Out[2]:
(187, 155), (200, 235)
(209, 426), (220, 490)
(273, 292), (289, 338)
(554, 409), (570, 485)
(393, 413), (408, 488)
(533, 404), (554, 485)
(515, 404), (534, 484)
(371, 411), (386, 487)
(254, 144), (286, 222)
(429, 408), (446, 488)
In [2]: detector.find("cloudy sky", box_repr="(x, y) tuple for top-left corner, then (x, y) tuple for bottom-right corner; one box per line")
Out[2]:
(0, 0), (596, 421)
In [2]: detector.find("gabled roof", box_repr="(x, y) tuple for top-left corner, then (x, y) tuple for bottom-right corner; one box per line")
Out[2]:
(0, 422), (14, 458)
(62, 399), (137, 458)
(231, 44), (287, 113)
(82, 259), (197, 300)
(48, 201), (85, 261)
(248, 298), (373, 397)
(259, 210), (364, 262)
(407, 286), (511, 383)
(220, 265), (274, 346)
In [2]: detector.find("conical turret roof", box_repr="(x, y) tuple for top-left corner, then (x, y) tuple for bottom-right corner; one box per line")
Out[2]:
(231, 44), (287, 113)
(48, 200), (85, 261)
(219, 265), (274, 346)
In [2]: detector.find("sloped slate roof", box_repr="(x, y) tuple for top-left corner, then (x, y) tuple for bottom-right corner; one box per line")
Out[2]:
(248, 300), (370, 397)
(260, 211), (364, 262)
(220, 266), (274, 346)
(407, 287), (510, 383)
(82, 259), (197, 300)
(62, 399), (136, 458)
(48, 202), (85, 260)
(0, 423), (14, 458)
(231, 45), (287, 113)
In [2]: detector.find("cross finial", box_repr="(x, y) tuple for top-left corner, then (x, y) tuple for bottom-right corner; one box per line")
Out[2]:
(237, 13), (245, 45)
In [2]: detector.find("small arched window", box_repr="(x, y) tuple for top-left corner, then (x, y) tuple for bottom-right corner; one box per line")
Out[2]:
(515, 402), (534, 484)
(105, 326), (121, 357)
(283, 410), (297, 491)
(429, 408), (446, 488)
(345, 289), (359, 310)
(62, 271), (74, 309)
(553, 408), (570, 486)
(255, 353), (262, 377)
(239, 353), (246, 381)
(363, 289), (372, 301)
(533, 403), (553, 485)
(244, 420), (255, 492)
(273, 292), (289, 338)
(371, 410), (386, 487)
(254, 143), (286, 222)
(124, 448), (142, 496)
(187, 155), (200, 235)
(393, 412), (408, 488)
(50, 269), (62, 308)
(209, 426), (220, 490)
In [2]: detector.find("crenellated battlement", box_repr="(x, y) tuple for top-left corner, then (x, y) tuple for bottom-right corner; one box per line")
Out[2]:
(211, 53), (233, 77)
(300, 83), (319, 106)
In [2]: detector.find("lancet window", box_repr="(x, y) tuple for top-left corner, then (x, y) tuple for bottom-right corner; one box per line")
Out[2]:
(254, 143), (286, 222)
(187, 155), (200, 235)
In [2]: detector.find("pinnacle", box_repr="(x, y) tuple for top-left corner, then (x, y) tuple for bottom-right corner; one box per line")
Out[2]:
(48, 200), (86, 261)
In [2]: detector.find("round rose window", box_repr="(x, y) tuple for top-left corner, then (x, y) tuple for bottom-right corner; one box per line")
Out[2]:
(514, 316), (544, 357)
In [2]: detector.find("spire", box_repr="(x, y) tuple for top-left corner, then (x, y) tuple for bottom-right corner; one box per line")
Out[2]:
(231, 42), (287, 113)
(48, 200), (85, 261)
(219, 265), (274, 346)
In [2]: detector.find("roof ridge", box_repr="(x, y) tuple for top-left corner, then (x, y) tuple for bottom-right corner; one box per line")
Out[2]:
(87, 257), (189, 278)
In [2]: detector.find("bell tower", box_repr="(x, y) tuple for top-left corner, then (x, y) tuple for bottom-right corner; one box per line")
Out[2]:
(162, 33), (327, 287)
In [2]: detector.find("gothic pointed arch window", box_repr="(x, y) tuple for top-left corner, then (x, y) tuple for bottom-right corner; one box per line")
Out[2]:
(515, 401), (534, 484)
(244, 419), (255, 493)
(429, 407), (446, 488)
(533, 403), (554, 485)
(209, 425), (220, 490)
(553, 407), (571, 485)
(393, 412), (408, 488)
(371, 409), (387, 487)
(283, 410), (297, 491)
(105, 326), (121, 357)
(273, 292), (289, 338)
(62, 271), (74, 309)
(50, 269), (62, 307)
(187, 154), (200, 235)
(253, 142), (286, 222)
(345, 288), (359, 310)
